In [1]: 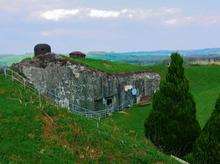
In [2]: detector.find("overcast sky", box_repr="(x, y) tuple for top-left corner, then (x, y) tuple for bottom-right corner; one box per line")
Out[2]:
(1, 0), (220, 54)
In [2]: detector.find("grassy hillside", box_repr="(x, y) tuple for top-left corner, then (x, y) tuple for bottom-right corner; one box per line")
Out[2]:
(105, 65), (220, 142)
(185, 65), (220, 127)
(0, 64), (219, 163)
(0, 75), (176, 163)
(151, 65), (220, 127)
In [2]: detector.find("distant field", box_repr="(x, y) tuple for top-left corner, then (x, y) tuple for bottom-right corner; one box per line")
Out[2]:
(0, 54), (32, 66)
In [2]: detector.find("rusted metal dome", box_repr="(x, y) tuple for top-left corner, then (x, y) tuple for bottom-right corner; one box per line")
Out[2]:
(34, 44), (51, 57)
(69, 51), (86, 58)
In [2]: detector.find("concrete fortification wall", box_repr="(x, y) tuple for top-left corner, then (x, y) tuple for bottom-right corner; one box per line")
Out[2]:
(13, 56), (160, 113)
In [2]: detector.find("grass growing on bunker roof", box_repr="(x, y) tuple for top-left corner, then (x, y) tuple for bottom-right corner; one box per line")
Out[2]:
(63, 56), (150, 74)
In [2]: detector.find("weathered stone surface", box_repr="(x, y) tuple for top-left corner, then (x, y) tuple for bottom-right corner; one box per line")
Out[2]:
(13, 59), (160, 112)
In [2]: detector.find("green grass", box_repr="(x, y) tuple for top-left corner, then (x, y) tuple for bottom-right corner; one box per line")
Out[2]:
(185, 65), (220, 127)
(104, 64), (220, 163)
(104, 65), (220, 141)
(0, 63), (219, 163)
(63, 56), (150, 74)
(0, 75), (176, 163)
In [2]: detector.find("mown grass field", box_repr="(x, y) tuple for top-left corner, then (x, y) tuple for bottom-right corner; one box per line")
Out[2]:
(0, 63), (219, 163)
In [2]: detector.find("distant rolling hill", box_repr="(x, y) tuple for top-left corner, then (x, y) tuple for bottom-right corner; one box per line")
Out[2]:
(1, 48), (220, 66)
(87, 48), (220, 65)
(0, 54), (32, 66)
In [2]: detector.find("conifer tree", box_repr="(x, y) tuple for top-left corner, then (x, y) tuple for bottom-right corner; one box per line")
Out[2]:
(192, 95), (220, 163)
(144, 53), (201, 157)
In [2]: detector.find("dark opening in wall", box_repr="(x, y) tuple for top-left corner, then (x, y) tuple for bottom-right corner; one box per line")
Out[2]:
(94, 98), (104, 110)
(106, 97), (113, 105)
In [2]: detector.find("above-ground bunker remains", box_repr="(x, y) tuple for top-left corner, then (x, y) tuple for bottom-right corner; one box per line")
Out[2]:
(69, 51), (86, 58)
(13, 44), (160, 115)
(34, 44), (51, 57)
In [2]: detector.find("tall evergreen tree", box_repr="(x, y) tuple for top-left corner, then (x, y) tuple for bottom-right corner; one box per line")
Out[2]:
(145, 53), (201, 157)
(192, 95), (220, 163)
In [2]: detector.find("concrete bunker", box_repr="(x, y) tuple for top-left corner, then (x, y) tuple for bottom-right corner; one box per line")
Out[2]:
(34, 44), (51, 57)
(69, 51), (86, 58)
(12, 44), (160, 116)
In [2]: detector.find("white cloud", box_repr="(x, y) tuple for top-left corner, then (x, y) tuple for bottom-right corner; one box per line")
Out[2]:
(200, 16), (220, 25)
(164, 16), (194, 26)
(162, 7), (182, 15)
(164, 15), (220, 27)
(40, 9), (80, 21)
(1, 1), (220, 27)
(37, 7), (220, 27)
(89, 9), (120, 18)
(164, 19), (178, 25)
(39, 7), (183, 21)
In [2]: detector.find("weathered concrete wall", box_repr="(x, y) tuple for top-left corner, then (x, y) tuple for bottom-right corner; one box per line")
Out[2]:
(13, 59), (160, 112)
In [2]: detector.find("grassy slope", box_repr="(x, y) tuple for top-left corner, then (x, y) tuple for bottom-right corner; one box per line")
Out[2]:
(154, 65), (220, 127)
(0, 63), (219, 163)
(185, 65), (220, 127)
(105, 65), (220, 142)
(0, 75), (175, 163)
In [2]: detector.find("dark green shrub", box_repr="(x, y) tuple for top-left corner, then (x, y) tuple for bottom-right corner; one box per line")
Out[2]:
(145, 53), (201, 157)
(192, 95), (220, 163)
